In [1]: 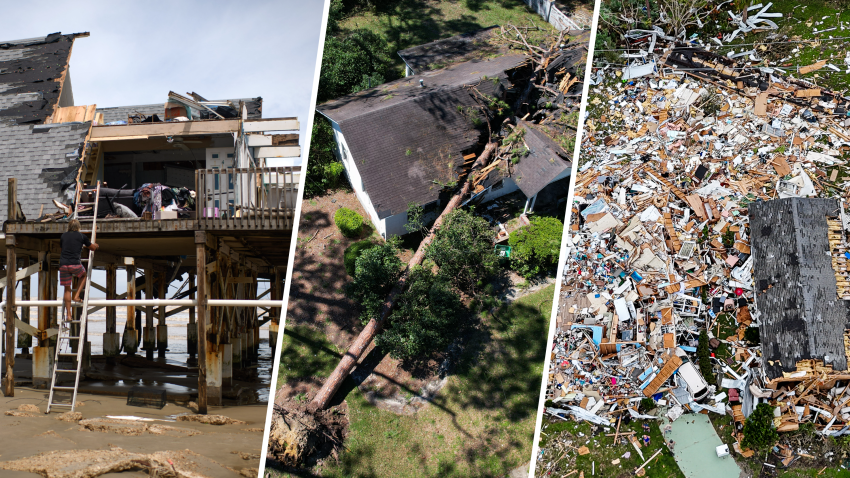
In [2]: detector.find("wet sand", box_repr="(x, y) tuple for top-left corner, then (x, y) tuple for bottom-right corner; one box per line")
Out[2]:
(0, 388), (267, 477)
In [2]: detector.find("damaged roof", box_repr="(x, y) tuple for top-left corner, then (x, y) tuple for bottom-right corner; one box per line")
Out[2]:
(0, 32), (89, 224)
(97, 97), (263, 123)
(397, 26), (502, 75)
(317, 54), (526, 218)
(750, 197), (850, 379)
(512, 120), (571, 198)
(0, 33), (85, 125)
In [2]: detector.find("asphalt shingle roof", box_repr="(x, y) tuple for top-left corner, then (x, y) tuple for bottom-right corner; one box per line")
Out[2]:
(318, 54), (527, 219)
(97, 97), (263, 124)
(0, 33), (88, 224)
(511, 120), (571, 198)
(750, 197), (850, 378)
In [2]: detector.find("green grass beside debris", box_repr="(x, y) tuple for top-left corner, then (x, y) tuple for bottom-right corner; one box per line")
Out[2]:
(317, 284), (555, 478)
(338, 0), (552, 76)
(276, 325), (343, 387)
(538, 417), (684, 478)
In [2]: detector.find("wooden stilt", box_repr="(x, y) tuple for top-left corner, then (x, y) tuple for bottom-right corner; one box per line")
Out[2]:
(4, 233), (16, 397)
(195, 232), (208, 414)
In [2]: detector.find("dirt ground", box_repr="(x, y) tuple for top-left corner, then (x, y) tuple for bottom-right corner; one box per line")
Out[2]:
(0, 387), (267, 477)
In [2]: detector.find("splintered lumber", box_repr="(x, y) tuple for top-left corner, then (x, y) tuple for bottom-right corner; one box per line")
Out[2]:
(643, 354), (683, 397)
(308, 141), (498, 412)
(635, 448), (664, 475)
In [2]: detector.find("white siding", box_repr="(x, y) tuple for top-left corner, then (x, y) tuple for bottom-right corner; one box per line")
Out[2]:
(330, 121), (385, 237)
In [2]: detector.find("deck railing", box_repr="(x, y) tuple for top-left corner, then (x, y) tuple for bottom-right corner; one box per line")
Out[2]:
(196, 166), (300, 230)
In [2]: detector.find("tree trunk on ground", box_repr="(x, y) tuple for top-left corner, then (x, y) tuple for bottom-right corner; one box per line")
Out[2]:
(308, 141), (498, 412)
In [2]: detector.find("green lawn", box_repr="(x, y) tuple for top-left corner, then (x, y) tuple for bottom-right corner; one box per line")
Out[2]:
(537, 418), (684, 478)
(338, 0), (555, 76)
(272, 284), (555, 477)
(713, 0), (850, 92)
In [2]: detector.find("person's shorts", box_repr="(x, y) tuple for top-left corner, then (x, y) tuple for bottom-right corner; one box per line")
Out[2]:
(59, 264), (87, 287)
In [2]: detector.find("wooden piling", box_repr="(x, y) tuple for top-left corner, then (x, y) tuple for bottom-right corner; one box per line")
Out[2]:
(195, 232), (208, 414)
(4, 233), (16, 397)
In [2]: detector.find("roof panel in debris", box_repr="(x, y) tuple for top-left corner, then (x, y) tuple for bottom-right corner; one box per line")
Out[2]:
(750, 197), (850, 379)
(512, 120), (571, 198)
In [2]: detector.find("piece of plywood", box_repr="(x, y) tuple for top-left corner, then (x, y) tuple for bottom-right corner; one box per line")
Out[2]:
(243, 118), (300, 132)
(755, 92), (769, 116)
(799, 60), (827, 75)
(772, 156), (791, 176)
(795, 88), (822, 98)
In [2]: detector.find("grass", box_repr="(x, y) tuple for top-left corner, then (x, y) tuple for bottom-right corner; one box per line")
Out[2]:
(538, 418), (684, 478)
(276, 325), (343, 387)
(715, 0), (850, 92)
(272, 284), (555, 477)
(339, 0), (553, 76)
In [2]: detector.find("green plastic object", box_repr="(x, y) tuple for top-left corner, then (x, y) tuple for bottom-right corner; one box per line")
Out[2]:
(495, 244), (511, 260)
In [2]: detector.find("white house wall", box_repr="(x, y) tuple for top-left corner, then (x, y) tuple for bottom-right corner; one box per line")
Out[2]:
(330, 121), (386, 238)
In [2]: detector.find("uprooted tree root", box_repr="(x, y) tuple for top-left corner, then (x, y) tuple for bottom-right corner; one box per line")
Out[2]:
(267, 404), (348, 468)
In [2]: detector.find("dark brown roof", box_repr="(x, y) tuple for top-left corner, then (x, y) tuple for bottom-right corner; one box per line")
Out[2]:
(318, 54), (527, 219)
(397, 26), (502, 75)
(511, 121), (571, 198)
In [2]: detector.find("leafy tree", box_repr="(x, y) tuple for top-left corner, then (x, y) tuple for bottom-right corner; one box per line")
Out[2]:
(305, 118), (345, 198)
(344, 240), (376, 277)
(742, 403), (778, 451)
(508, 216), (563, 279)
(425, 209), (500, 294)
(375, 266), (463, 360)
(318, 30), (393, 103)
(335, 207), (364, 237)
(346, 239), (403, 324)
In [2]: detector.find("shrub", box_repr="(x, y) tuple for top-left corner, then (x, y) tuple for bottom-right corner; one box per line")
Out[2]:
(375, 267), (463, 360)
(742, 403), (778, 451)
(508, 216), (563, 279)
(335, 207), (364, 237)
(344, 241), (376, 276)
(345, 239), (403, 324)
(640, 397), (656, 413)
(424, 209), (500, 294)
(697, 329), (714, 385)
(324, 161), (346, 190)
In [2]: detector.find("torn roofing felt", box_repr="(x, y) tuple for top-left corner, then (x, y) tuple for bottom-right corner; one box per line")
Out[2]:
(317, 54), (526, 219)
(511, 120), (571, 198)
(0, 33), (84, 125)
(0, 33), (89, 224)
(97, 97), (263, 123)
(397, 26), (501, 75)
(750, 197), (850, 379)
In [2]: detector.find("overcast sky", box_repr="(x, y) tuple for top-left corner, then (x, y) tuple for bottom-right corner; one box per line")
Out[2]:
(4, 0), (327, 298)
(3, 0), (326, 153)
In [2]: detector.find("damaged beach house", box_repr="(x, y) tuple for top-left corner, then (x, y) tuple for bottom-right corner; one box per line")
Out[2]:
(316, 27), (582, 238)
(545, 15), (850, 459)
(0, 32), (299, 413)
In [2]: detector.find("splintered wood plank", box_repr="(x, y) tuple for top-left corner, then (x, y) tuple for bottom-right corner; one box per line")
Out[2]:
(800, 60), (827, 75)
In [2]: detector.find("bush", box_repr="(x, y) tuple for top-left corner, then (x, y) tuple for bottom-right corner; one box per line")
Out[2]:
(742, 403), (778, 451)
(640, 397), (656, 413)
(324, 161), (346, 190)
(344, 241), (376, 276)
(508, 216), (563, 279)
(375, 267), (463, 360)
(345, 239), (403, 324)
(424, 209), (500, 295)
(697, 329), (714, 385)
(335, 208), (364, 237)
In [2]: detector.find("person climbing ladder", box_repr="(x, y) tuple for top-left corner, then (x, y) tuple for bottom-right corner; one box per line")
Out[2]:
(59, 219), (98, 322)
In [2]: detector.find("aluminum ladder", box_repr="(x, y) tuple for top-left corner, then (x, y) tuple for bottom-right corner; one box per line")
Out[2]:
(46, 181), (101, 413)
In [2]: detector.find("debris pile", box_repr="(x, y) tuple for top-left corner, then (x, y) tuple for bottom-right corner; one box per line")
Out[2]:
(546, 21), (850, 464)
